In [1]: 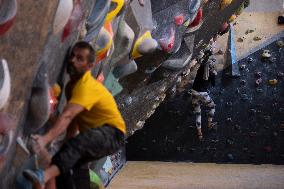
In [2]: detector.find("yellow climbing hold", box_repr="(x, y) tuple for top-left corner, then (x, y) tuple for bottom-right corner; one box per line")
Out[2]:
(220, 0), (233, 10)
(268, 79), (278, 86)
(105, 0), (124, 23)
(51, 83), (61, 97)
(131, 31), (153, 59)
(229, 14), (237, 22)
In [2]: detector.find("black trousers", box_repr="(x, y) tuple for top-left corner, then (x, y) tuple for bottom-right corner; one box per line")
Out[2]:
(52, 125), (125, 176)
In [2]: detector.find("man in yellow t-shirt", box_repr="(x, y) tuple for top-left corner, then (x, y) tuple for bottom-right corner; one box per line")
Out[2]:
(23, 41), (126, 189)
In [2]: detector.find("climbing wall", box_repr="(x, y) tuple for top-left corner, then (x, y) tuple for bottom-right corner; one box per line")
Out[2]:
(0, 0), (246, 188)
(126, 38), (284, 164)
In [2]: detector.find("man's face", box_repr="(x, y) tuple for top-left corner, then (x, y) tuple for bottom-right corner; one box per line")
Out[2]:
(67, 47), (92, 78)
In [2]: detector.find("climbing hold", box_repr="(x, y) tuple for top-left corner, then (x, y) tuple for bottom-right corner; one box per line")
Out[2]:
(137, 37), (158, 54)
(188, 0), (201, 14)
(277, 72), (284, 78)
(268, 79), (278, 86)
(255, 71), (262, 78)
(261, 50), (271, 58)
(85, 0), (111, 42)
(0, 0), (17, 35)
(247, 57), (254, 63)
(256, 88), (263, 93)
(158, 27), (175, 53)
(229, 14), (237, 22)
(113, 60), (137, 79)
(0, 59), (11, 110)
(138, 0), (145, 6)
(220, 0), (233, 10)
(105, 0), (124, 23)
(137, 38), (158, 55)
(245, 29), (254, 35)
(174, 14), (185, 26)
(226, 102), (233, 107)
(239, 64), (246, 70)
(184, 0), (201, 27)
(237, 37), (244, 42)
(93, 22), (113, 63)
(240, 80), (246, 85)
(53, 0), (73, 34)
(186, 8), (203, 32)
(255, 78), (262, 86)
(61, 0), (84, 42)
(96, 72), (105, 83)
(132, 31), (157, 59)
(49, 83), (61, 114)
(226, 117), (232, 122)
(219, 22), (229, 35)
(276, 40), (284, 48)
(253, 36), (262, 41)
(249, 109), (257, 115)
(0, 113), (15, 170)
(162, 54), (192, 70)
(110, 20), (134, 67)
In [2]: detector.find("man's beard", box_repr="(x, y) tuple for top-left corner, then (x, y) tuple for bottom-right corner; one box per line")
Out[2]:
(67, 64), (84, 79)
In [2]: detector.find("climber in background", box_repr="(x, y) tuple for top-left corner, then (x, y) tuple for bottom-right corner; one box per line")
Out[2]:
(22, 41), (126, 189)
(190, 44), (217, 141)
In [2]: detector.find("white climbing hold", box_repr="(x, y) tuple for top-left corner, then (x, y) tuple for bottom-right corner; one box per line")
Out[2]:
(0, 59), (11, 110)
(137, 38), (158, 54)
(262, 50), (271, 58)
(53, 0), (73, 34)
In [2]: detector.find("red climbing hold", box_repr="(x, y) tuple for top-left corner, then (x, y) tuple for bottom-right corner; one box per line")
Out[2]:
(188, 8), (202, 28)
(0, 18), (15, 36)
(159, 27), (175, 53)
(174, 14), (185, 26)
(0, 0), (17, 36)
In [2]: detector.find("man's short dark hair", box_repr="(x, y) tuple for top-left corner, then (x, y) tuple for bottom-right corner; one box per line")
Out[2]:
(72, 41), (96, 63)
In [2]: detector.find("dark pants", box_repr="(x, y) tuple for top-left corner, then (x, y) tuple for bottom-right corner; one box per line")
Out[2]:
(52, 125), (125, 176)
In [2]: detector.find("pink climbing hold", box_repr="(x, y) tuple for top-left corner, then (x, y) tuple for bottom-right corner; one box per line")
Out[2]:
(159, 27), (175, 53)
(97, 72), (105, 83)
(61, 0), (84, 42)
(188, 8), (202, 28)
(174, 14), (185, 26)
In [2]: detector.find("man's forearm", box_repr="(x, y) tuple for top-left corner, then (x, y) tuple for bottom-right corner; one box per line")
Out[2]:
(43, 114), (73, 145)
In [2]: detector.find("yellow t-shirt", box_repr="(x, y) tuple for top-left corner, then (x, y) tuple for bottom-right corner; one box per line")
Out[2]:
(68, 71), (126, 134)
